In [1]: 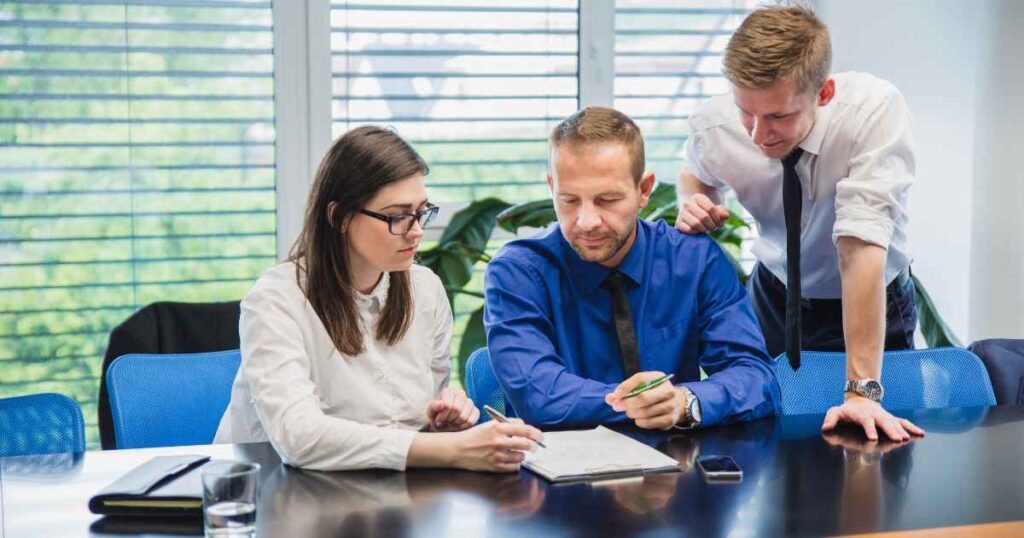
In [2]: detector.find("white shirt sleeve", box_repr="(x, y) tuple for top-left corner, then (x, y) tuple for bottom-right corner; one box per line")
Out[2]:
(239, 280), (417, 471)
(833, 88), (915, 248)
(429, 276), (453, 396)
(679, 126), (728, 191)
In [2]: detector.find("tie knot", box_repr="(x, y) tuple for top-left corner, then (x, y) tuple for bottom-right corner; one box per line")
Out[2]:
(782, 147), (804, 169)
(603, 270), (628, 291)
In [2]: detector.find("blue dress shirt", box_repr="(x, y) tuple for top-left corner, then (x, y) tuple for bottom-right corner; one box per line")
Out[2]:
(483, 219), (780, 428)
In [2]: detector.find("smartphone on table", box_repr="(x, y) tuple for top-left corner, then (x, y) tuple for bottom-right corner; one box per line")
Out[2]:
(696, 455), (743, 482)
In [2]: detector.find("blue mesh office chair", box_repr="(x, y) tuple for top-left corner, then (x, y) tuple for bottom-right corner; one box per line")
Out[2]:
(0, 393), (86, 457)
(775, 347), (997, 415)
(464, 347), (513, 422)
(106, 350), (241, 449)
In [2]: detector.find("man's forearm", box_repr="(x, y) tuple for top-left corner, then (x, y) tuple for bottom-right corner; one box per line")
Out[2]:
(677, 172), (723, 205)
(837, 236), (887, 381)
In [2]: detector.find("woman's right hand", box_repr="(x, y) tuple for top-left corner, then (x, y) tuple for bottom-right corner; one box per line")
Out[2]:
(453, 419), (545, 473)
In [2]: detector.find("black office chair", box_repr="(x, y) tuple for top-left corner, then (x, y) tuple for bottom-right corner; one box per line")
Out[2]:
(97, 301), (241, 449)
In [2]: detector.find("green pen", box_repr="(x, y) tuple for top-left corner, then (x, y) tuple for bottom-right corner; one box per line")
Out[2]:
(621, 373), (675, 399)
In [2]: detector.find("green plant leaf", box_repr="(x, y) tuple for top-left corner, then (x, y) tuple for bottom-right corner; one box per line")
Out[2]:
(422, 198), (509, 305)
(646, 202), (678, 225)
(496, 199), (557, 234)
(722, 212), (751, 230)
(444, 241), (491, 263)
(913, 274), (962, 348)
(418, 243), (472, 304)
(709, 227), (744, 249)
(439, 197), (511, 252)
(456, 305), (487, 383)
(639, 182), (677, 219)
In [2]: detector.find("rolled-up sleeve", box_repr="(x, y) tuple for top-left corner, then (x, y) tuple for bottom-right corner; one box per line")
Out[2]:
(681, 244), (781, 427)
(484, 255), (624, 428)
(240, 283), (416, 471)
(679, 126), (728, 191)
(833, 88), (915, 249)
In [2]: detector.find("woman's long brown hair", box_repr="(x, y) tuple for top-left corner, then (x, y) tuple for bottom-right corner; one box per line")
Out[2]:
(289, 126), (429, 356)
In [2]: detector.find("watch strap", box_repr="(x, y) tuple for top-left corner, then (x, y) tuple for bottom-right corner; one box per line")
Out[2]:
(674, 386), (701, 430)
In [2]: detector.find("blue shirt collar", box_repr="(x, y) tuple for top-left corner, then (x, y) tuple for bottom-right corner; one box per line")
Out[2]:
(558, 219), (647, 294)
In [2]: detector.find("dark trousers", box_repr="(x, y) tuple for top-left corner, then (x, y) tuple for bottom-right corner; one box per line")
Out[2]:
(747, 262), (917, 358)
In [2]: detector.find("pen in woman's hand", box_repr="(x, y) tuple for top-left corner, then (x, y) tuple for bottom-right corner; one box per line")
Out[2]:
(483, 404), (547, 448)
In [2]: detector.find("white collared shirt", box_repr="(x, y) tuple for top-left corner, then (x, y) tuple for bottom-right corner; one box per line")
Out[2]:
(214, 262), (453, 471)
(679, 71), (914, 298)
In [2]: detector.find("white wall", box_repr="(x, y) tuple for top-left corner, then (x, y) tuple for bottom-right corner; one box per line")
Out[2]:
(816, 0), (1023, 342)
(969, 1), (1024, 340)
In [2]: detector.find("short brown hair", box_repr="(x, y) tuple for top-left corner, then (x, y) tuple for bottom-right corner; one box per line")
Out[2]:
(289, 126), (428, 356)
(723, 5), (831, 94)
(550, 106), (645, 183)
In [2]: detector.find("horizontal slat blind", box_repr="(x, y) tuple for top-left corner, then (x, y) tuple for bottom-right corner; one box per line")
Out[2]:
(329, 0), (579, 378)
(330, 0), (578, 204)
(613, 0), (756, 266)
(0, 0), (276, 448)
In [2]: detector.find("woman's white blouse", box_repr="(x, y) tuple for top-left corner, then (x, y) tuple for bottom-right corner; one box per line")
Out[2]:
(214, 262), (453, 471)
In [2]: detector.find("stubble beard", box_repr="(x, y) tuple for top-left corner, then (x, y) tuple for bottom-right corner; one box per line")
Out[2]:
(570, 231), (629, 265)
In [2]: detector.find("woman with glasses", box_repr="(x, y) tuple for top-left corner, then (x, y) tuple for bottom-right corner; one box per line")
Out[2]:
(215, 126), (543, 472)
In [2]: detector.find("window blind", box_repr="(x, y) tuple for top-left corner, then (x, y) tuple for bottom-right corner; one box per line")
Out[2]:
(0, 0), (276, 447)
(613, 0), (756, 265)
(329, 0), (579, 368)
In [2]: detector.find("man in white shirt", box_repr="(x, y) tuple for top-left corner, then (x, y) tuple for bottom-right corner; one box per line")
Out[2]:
(676, 5), (924, 441)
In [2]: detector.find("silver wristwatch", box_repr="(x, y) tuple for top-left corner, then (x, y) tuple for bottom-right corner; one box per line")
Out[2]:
(844, 378), (884, 402)
(676, 386), (702, 429)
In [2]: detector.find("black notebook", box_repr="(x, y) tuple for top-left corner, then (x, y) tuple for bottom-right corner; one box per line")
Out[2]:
(89, 455), (211, 518)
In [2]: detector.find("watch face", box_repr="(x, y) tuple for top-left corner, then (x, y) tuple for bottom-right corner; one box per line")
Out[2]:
(863, 380), (883, 401)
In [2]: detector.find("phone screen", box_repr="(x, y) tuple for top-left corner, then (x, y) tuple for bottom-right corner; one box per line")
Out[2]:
(697, 455), (742, 480)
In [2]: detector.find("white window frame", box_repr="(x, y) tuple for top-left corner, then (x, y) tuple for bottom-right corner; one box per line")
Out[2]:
(579, 1), (615, 108)
(272, 1), (615, 258)
(273, 0), (333, 260)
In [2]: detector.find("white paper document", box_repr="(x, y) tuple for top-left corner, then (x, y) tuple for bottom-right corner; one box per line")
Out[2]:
(523, 426), (680, 482)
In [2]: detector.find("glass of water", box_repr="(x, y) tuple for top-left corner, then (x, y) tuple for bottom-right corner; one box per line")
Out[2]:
(201, 461), (260, 537)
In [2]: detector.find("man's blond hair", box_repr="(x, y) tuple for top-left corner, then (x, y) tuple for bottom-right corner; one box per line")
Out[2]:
(550, 106), (645, 184)
(723, 5), (831, 94)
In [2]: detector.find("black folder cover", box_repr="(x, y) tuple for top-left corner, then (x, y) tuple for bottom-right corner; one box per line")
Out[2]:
(88, 455), (211, 517)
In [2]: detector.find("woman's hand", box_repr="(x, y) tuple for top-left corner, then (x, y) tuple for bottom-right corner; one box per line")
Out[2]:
(452, 419), (545, 473)
(426, 387), (480, 432)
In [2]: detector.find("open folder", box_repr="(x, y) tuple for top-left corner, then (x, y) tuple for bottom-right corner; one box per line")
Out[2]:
(523, 426), (680, 482)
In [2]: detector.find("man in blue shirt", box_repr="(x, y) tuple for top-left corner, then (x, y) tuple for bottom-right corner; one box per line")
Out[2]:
(483, 106), (780, 430)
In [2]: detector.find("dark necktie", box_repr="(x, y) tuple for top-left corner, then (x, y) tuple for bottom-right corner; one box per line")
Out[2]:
(603, 271), (641, 378)
(783, 147), (805, 370)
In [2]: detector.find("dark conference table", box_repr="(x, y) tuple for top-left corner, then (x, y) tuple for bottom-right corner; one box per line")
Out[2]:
(2, 406), (1022, 537)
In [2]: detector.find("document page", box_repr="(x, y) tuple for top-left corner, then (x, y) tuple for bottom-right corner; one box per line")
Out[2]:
(523, 426), (680, 482)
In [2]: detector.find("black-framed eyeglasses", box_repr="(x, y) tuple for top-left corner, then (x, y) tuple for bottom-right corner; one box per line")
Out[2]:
(358, 203), (439, 235)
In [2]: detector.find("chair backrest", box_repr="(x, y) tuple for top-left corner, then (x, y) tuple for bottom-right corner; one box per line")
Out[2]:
(464, 347), (513, 422)
(98, 301), (241, 449)
(775, 347), (997, 415)
(106, 350), (241, 449)
(0, 393), (86, 457)
(968, 338), (1024, 405)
